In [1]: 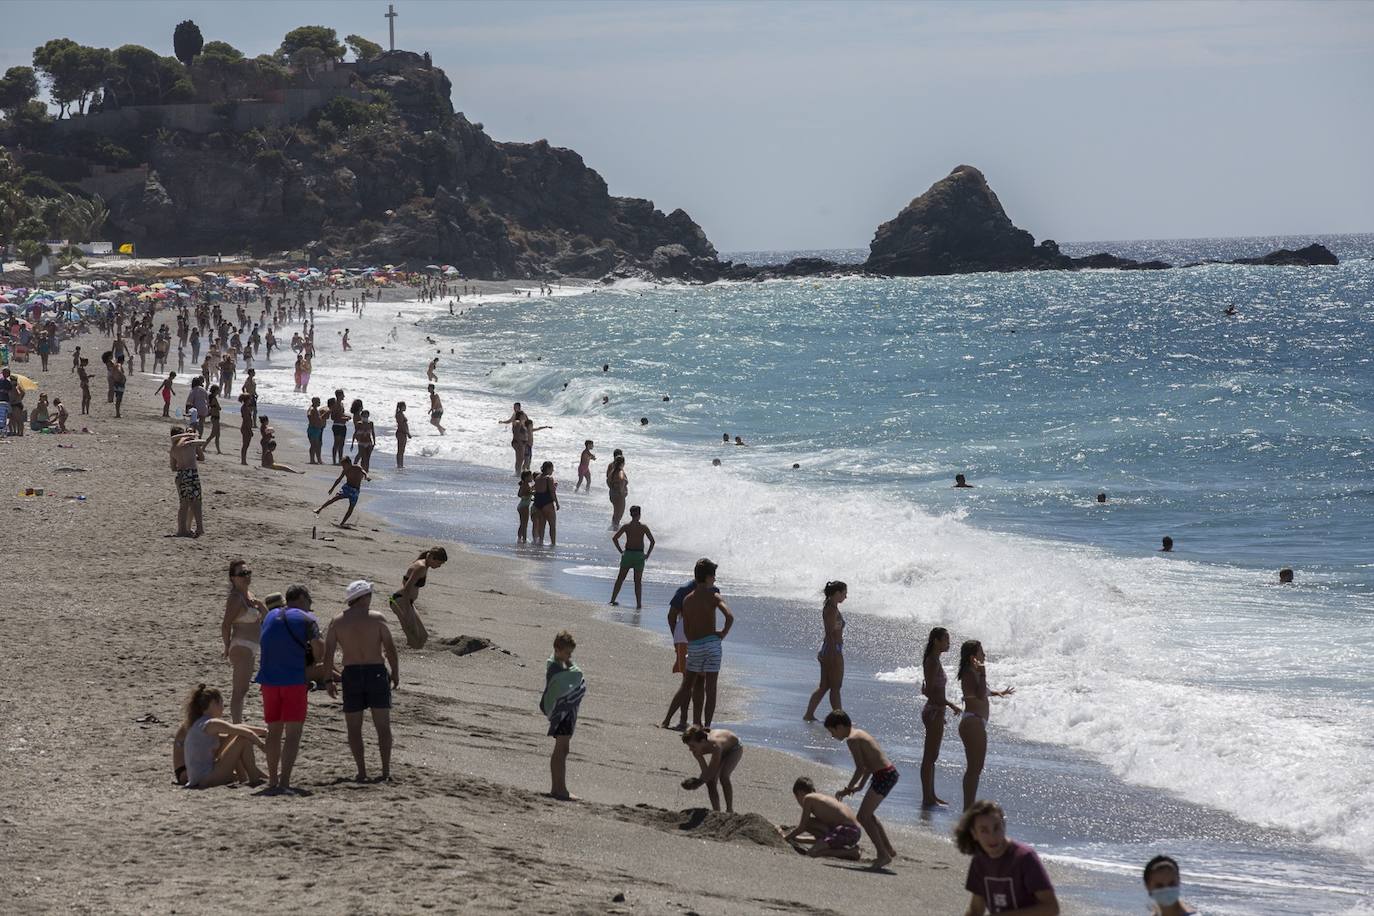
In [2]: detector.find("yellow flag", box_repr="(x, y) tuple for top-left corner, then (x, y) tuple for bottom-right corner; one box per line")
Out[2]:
(119, 243), (134, 254)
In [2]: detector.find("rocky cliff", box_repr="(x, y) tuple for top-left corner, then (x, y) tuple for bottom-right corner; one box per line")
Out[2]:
(16, 52), (720, 280)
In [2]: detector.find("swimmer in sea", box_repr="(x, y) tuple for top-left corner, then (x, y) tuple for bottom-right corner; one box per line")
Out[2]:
(1160, 536), (1173, 552)
(954, 473), (974, 488)
(803, 581), (847, 722)
(956, 640), (1015, 811)
(918, 626), (960, 807)
(1279, 567), (1294, 584)
(575, 440), (596, 493)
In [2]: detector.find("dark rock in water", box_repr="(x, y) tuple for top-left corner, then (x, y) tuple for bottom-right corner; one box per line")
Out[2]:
(1230, 243), (1338, 267)
(1069, 252), (1172, 271)
(865, 165), (1071, 276)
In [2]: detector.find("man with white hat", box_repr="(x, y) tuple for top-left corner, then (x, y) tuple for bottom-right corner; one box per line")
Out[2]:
(324, 580), (400, 782)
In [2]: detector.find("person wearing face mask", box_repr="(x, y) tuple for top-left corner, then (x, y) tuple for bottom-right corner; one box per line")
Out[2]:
(1143, 855), (1197, 915)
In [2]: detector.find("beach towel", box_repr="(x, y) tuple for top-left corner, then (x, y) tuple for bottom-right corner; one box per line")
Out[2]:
(541, 658), (586, 732)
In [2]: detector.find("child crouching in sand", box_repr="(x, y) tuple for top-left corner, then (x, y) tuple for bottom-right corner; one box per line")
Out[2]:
(542, 630), (585, 801)
(172, 684), (268, 788)
(680, 725), (742, 813)
(827, 709), (899, 870)
(781, 776), (863, 860)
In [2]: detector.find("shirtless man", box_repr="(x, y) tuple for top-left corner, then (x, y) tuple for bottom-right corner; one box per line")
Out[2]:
(680, 558), (734, 728)
(499, 402), (524, 474)
(426, 357), (439, 382)
(169, 426), (208, 537)
(317, 456), (370, 528)
(110, 358), (127, 418)
(827, 710), (899, 869)
(427, 384), (445, 435)
(323, 580), (400, 782)
(681, 725), (743, 812)
(782, 776), (863, 860)
(610, 505), (656, 609)
(306, 397), (327, 464)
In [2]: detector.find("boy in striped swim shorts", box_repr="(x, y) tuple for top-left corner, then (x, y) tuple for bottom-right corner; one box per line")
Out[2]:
(679, 558), (733, 728)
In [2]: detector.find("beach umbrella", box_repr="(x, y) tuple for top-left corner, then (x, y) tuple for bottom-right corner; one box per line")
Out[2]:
(10, 373), (38, 392)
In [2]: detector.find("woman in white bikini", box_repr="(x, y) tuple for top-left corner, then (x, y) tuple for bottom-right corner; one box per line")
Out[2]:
(803, 581), (847, 721)
(220, 559), (266, 723)
(956, 639), (1015, 811)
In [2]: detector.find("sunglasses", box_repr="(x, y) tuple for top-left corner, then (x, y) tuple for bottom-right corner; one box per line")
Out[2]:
(232, 570), (253, 578)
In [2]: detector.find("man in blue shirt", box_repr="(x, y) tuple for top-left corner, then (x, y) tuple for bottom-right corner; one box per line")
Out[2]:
(257, 584), (324, 794)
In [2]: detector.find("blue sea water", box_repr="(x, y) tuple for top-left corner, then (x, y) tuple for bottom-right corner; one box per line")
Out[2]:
(255, 233), (1374, 914)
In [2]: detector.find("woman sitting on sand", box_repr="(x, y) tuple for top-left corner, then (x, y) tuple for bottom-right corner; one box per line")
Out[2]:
(172, 684), (268, 788)
(919, 627), (961, 807)
(259, 421), (301, 473)
(804, 581), (848, 722)
(957, 640), (1015, 812)
(532, 461), (560, 546)
(220, 559), (266, 723)
(28, 394), (52, 432)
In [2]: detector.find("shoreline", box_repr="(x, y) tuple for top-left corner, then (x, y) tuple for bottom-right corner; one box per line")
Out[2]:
(3, 329), (992, 914)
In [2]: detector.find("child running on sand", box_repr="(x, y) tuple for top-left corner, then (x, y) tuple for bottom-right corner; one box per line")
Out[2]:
(826, 710), (899, 870)
(680, 725), (743, 813)
(781, 776), (863, 860)
(317, 455), (370, 527)
(542, 630), (585, 801)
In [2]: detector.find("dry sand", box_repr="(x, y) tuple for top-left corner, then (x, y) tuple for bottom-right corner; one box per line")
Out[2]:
(0, 332), (1093, 914)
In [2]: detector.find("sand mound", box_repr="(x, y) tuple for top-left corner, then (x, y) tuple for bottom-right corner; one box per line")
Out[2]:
(611, 804), (789, 850)
(439, 635), (496, 656)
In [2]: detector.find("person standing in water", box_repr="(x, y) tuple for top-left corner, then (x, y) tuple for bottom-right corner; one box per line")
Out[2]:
(531, 461), (560, 546)
(500, 403), (525, 475)
(575, 440), (596, 493)
(516, 470), (534, 543)
(607, 454), (628, 530)
(919, 626), (961, 807)
(329, 393), (349, 464)
(956, 800), (1058, 915)
(427, 384), (445, 435)
(610, 505), (656, 609)
(306, 397), (326, 465)
(1141, 855), (1197, 916)
(426, 357), (439, 382)
(394, 402), (411, 468)
(957, 640), (1015, 811)
(389, 547), (446, 650)
(803, 581), (847, 721)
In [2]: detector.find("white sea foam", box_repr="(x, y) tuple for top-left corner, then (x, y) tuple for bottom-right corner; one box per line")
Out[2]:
(252, 292), (1374, 867)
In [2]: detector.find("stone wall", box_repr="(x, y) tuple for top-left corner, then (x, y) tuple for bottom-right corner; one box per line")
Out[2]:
(51, 85), (364, 138)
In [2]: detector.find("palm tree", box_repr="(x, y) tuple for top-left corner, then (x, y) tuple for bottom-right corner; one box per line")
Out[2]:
(58, 193), (109, 242)
(17, 238), (52, 278)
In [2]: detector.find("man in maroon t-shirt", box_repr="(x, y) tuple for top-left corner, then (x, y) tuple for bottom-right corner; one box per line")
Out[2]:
(956, 800), (1059, 915)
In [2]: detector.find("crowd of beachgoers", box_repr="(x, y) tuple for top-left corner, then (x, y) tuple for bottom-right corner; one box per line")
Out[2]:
(0, 266), (1204, 915)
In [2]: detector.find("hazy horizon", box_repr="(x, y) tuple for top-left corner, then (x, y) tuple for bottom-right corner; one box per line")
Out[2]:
(3, 0), (1372, 251)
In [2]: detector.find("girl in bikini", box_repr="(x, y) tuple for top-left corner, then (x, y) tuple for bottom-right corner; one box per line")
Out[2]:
(956, 639), (1015, 811)
(238, 394), (254, 465)
(532, 461), (560, 546)
(389, 546), (446, 649)
(517, 470), (534, 543)
(804, 581), (848, 721)
(207, 385), (222, 454)
(919, 626), (961, 807)
(220, 559), (266, 724)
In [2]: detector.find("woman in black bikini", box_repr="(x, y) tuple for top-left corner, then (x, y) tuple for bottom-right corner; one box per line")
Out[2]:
(803, 581), (847, 721)
(957, 639), (1015, 811)
(532, 461), (560, 546)
(389, 546), (446, 649)
(238, 394), (254, 465)
(207, 385), (222, 454)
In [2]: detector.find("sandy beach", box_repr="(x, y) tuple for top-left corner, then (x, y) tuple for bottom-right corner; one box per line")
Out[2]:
(0, 329), (1042, 915)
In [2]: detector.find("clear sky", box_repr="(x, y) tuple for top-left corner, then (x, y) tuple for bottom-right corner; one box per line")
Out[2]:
(3, 0), (1372, 251)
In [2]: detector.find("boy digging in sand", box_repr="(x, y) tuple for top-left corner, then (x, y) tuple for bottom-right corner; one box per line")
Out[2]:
(542, 630), (585, 801)
(826, 709), (899, 870)
(680, 725), (743, 813)
(781, 776), (863, 860)
(317, 456), (370, 528)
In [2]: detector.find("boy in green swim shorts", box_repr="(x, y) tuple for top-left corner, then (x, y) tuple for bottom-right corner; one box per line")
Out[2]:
(610, 506), (656, 609)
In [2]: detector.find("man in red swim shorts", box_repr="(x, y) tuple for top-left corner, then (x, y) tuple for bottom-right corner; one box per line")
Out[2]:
(256, 584), (324, 794)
